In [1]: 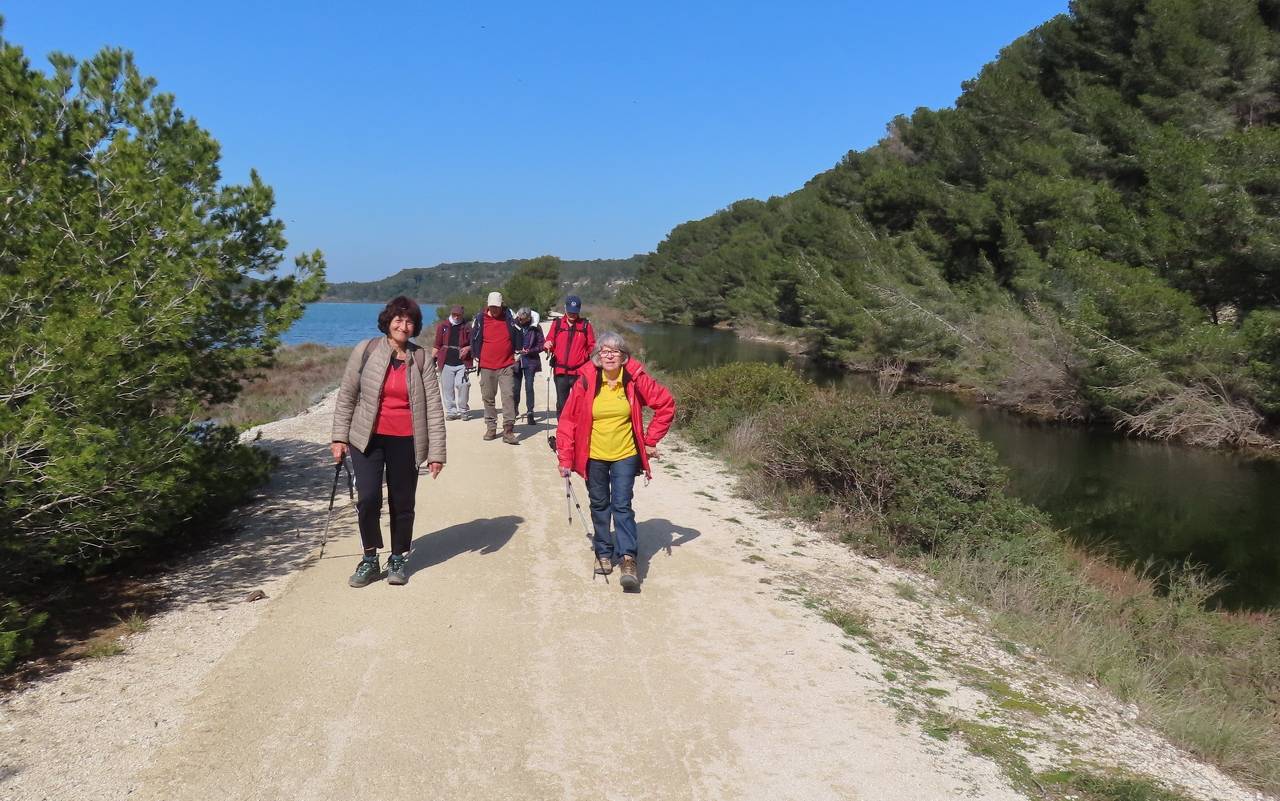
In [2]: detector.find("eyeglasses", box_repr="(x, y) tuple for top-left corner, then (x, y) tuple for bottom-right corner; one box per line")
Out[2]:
(599, 348), (622, 357)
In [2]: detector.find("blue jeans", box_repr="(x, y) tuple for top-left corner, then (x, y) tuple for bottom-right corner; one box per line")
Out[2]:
(586, 454), (642, 559)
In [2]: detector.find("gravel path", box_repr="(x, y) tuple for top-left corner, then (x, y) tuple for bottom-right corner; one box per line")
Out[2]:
(1, 379), (1267, 801)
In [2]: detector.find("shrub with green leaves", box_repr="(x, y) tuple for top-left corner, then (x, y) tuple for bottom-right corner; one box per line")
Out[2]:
(0, 28), (323, 668)
(756, 391), (1040, 553)
(668, 362), (814, 445)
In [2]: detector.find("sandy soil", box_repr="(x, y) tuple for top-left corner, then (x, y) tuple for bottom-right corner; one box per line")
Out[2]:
(0, 375), (1269, 801)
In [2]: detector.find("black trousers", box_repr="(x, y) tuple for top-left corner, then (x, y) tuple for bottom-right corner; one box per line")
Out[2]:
(349, 434), (418, 555)
(554, 374), (579, 415)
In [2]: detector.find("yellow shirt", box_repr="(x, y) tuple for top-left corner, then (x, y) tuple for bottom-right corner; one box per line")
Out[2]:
(589, 379), (639, 461)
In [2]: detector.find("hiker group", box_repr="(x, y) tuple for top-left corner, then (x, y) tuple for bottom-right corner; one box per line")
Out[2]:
(330, 293), (675, 592)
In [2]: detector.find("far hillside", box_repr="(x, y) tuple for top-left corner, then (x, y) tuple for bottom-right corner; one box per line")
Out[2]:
(323, 256), (642, 303)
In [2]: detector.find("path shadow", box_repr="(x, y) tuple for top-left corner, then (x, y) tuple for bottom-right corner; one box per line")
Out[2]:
(635, 518), (702, 582)
(406, 515), (522, 577)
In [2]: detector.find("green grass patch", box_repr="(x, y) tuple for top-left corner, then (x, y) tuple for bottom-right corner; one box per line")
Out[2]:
(1037, 770), (1194, 801)
(119, 611), (149, 635)
(891, 581), (920, 602)
(83, 640), (125, 659)
(823, 608), (875, 642)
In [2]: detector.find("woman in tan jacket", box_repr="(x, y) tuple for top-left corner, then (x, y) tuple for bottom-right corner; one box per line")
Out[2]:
(331, 296), (447, 587)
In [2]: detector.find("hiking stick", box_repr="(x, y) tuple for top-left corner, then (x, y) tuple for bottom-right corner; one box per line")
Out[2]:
(318, 459), (343, 558)
(565, 476), (608, 583)
(545, 372), (556, 453)
(341, 453), (355, 500)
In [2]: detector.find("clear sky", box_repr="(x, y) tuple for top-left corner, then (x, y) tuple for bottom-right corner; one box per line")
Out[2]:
(3, 1), (1070, 282)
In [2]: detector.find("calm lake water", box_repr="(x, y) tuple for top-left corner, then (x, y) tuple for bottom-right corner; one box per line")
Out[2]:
(287, 306), (1279, 609)
(281, 302), (443, 346)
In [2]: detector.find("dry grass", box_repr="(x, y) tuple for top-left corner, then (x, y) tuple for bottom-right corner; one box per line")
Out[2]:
(930, 537), (1280, 793)
(1114, 379), (1276, 450)
(206, 343), (350, 429)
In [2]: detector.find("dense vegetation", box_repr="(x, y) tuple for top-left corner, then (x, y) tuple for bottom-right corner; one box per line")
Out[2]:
(432, 255), (564, 322)
(672, 363), (1280, 792)
(324, 255), (641, 305)
(626, 0), (1280, 449)
(0, 28), (323, 670)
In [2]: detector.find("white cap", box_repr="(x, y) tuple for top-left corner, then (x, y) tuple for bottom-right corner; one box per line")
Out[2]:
(486, 291), (503, 307)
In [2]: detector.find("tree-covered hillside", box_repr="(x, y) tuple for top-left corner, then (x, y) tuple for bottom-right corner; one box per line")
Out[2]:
(324, 256), (641, 304)
(623, 0), (1280, 448)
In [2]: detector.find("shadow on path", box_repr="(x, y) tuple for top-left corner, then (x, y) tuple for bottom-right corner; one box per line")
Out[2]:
(636, 518), (702, 582)
(407, 515), (522, 577)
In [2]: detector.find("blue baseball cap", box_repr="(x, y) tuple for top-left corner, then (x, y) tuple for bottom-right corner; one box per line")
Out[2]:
(565, 295), (582, 313)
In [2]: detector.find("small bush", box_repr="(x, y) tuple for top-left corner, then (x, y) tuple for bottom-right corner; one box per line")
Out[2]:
(0, 602), (48, 673)
(669, 362), (814, 445)
(758, 391), (1041, 553)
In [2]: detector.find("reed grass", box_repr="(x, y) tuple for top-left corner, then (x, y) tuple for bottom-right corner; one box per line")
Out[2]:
(207, 343), (350, 429)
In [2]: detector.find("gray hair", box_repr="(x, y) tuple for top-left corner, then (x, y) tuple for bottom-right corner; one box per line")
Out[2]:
(590, 331), (631, 366)
(515, 307), (533, 324)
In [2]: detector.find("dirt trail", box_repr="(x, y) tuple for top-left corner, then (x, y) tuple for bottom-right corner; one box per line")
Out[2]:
(2, 375), (1267, 801)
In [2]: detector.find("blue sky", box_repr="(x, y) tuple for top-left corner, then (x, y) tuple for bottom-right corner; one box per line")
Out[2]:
(3, 1), (1069, 282)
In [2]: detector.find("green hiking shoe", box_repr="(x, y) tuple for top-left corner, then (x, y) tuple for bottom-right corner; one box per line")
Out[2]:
(387, 554), (409, 586)
(348, 554), (381, 588)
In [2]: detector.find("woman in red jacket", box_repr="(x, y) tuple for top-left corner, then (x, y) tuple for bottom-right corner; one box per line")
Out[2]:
(556, 332), (676, 591)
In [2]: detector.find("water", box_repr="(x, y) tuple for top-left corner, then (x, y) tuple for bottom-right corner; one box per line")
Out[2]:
(280, 302), (442, 347)
(632, 321), (1280, 610)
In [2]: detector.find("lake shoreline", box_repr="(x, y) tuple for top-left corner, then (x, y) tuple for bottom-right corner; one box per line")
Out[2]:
(698, 318), (1280, 457)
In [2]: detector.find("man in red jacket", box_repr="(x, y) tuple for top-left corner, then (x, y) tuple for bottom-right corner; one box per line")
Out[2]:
(471, 291), (521, 444)
(543, 295), (596, 415)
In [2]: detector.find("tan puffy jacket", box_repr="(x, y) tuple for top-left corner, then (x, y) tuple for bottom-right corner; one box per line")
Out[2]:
(331, 337), (447, 467)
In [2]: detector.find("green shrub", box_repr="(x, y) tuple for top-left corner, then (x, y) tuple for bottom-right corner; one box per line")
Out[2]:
(669, 362), (814, 445)
(757, 391), (1040, 553)
(0, 601), (47, 673)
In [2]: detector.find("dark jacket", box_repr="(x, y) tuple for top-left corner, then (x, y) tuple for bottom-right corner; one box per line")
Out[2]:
(470, 308), (520, 369)
(514, 324), (545, 373)
(555, 360), (675, 480)
(432, 318), (472, 370)
(544, 316), (595, 376)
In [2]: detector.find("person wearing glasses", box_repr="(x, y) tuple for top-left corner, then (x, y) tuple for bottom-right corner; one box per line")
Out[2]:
(554, 332), (676, 591)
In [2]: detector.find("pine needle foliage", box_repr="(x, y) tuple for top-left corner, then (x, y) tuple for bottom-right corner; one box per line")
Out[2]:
(0, 25), (324, 670)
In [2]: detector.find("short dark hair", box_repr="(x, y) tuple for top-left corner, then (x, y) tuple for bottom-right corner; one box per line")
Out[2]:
(377, 295), (423, 337)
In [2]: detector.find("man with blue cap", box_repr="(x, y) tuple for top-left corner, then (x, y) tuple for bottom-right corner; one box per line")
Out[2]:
(543, 295), (596, 414)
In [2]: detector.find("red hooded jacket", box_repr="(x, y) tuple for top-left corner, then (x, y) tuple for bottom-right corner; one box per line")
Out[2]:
(556, 360), (676, 480)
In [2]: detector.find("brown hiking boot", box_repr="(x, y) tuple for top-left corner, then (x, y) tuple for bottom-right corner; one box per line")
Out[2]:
(483, 427), (498, 441)
(502, 422), (519, 445)
(595, 555), (613, 575)
(619, 555), (639, 591)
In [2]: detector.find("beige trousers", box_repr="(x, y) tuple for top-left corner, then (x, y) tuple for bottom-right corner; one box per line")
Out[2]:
(479, 364), (516, 430)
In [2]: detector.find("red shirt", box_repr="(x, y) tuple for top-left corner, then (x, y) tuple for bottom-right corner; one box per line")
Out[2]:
(374, 359), (413, 436)
(479, 313), (514, 370)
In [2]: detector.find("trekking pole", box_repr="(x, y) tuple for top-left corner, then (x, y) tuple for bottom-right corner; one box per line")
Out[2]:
(342, 453), (355, 501)
(318, 458), (344, 558)
(545, 372), (557, 453)
(565, 476), (606, 583)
